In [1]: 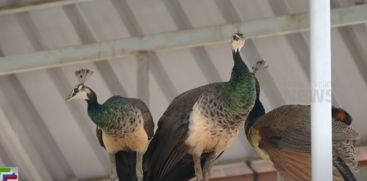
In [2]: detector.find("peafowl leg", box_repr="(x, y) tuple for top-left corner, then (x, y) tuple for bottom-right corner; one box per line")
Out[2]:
(109, 153), (118, 181)
(136, 152), (144, 181)
(203, 153), (216, 181)
(193, 154), (204, 181)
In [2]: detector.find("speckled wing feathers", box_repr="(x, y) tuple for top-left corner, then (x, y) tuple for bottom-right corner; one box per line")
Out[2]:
(248, 105), (360, 180)
(99, 96), (154, 136)
(123, 98), (155, 139)
(252, 105), (359, 152)
(144, 83), (223, 181)
(94, 96), (154, 181)
(259, 141), (343, 181)
(334, 140), (359, 172)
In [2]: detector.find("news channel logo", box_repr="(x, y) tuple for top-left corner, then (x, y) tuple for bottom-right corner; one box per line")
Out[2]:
(0, 167), (18, 181)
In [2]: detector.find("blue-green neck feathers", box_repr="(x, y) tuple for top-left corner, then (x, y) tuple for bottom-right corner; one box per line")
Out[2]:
(230, 50), (251, 83)
(85, 89), (107, 127)
(86, 90), (133, 131)
(226, 49), (256, 112)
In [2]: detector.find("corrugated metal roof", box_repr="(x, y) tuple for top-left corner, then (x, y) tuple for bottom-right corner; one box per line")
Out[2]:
(0, 0), (366, 180)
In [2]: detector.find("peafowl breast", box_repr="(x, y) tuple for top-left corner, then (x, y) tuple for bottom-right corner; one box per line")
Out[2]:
(144, 33), (256, 181)
(67, 69), (154, 181)
(245, 75), (360, 181)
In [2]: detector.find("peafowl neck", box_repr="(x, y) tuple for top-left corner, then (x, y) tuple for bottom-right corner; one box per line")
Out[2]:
(230, 50), (252, 84)
(226, 50), (256, 113)
(86, 89), (106, 127)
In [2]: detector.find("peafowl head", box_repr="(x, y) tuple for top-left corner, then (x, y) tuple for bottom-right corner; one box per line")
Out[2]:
(332, 107), (352, 126)
(66, 69), (95, 102)
(231, 33), (246, 52)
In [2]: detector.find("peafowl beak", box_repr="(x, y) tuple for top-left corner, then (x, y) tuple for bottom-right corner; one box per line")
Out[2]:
(66, 85), (89, 102)
(66, 88), (78, 101)
(66, 94), (75, 101)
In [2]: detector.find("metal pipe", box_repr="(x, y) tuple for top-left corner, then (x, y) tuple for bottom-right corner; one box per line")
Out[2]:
(1, 5), (367, 76)
(0, 0), (94, 16)
(310, 0), (332, 180)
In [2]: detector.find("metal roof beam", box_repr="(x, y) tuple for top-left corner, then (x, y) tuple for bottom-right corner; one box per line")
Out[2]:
(63, 3), (128, 96)
(111, 0), (178, 101)
(266, 0), (343, 106)
(163, 0), (222, 83)
(1, 4), (367, 75)
(215, 0), (286, 108)
(333, 1), (367, 87)
(0, 0), (95, 16)
(15, 7), (108, 175)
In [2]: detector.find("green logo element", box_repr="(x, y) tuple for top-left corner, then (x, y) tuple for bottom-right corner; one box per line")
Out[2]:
(0, 167), (18, 181)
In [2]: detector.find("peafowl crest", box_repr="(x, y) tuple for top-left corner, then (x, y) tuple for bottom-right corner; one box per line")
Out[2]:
(252, 59), (268, 74)
(75, 68), (94, 84)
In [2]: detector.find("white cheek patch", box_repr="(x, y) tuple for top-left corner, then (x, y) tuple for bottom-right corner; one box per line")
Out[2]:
(74, 91), (89, 100)
(231, 40), (245, 51)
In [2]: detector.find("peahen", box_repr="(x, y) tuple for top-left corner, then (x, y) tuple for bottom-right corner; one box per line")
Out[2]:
(66, 69), (154, 181)
(143, 33), (257, 181)
(245, 72), (360, 181)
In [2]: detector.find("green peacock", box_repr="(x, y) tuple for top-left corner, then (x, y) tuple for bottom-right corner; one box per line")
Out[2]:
(67, 69), (154, 181)
(144, 33), (257, 181)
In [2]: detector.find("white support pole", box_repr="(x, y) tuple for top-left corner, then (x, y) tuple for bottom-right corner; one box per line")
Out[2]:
(310, 0), (332, 181)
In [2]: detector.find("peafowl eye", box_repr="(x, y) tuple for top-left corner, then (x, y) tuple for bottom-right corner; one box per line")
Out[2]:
(66, 84), (90, 101)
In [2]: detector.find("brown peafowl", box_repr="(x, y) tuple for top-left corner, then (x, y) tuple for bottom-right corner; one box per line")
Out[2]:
(66, 69), (154, 181)
(245, 72), (360, 181)
(143, 33), (257, 181)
